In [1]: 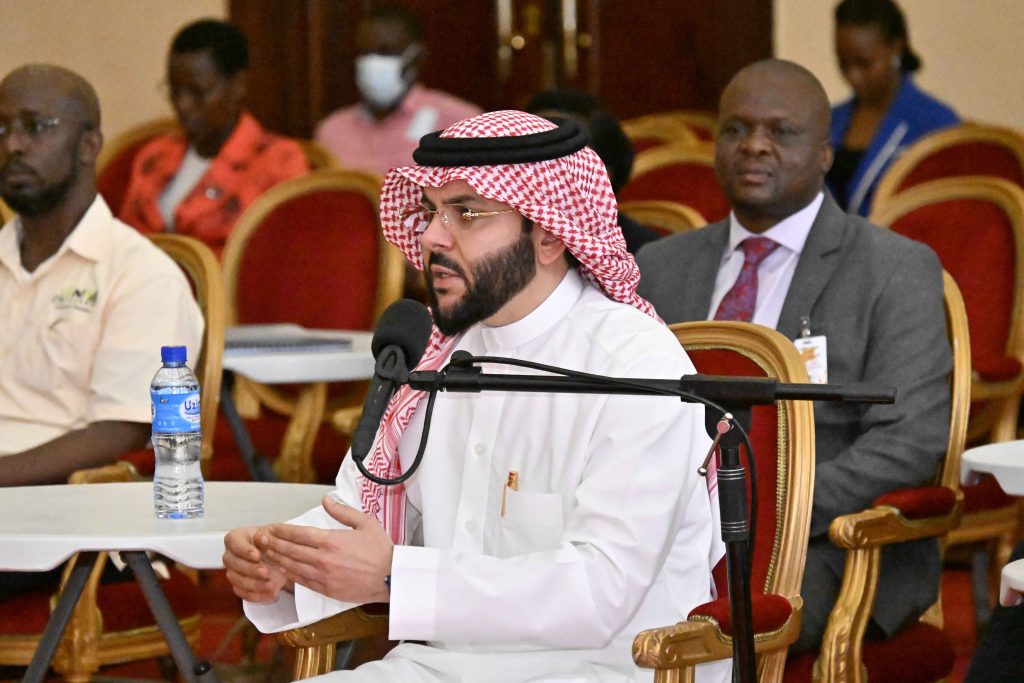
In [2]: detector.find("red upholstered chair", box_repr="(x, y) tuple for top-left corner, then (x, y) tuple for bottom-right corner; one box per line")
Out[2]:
(673, 110), (719, 142)
(622, 112), (701, 153)
(619, 142), (731, 223)
(871, 178), (1024, 607)
(0, 235), (225, 681)
(871, 122), (1024, 214)
(96, 117), (179, 216)
(219, 169), (405, 483)
(782, 272), (971, 683)
(633, 321), (816, 683)
(619, 199), (707, 235)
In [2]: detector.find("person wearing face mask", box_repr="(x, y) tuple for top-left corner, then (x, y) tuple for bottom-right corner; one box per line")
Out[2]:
(118, 19), (309, 257)
(827, 0), (959, 216)
(314, 5), (482, 178)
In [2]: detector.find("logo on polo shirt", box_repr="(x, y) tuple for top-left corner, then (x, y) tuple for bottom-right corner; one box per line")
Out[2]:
(52, 287), (98, 312)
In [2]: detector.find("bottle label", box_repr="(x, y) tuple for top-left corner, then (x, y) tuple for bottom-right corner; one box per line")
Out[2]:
(151, 390), (201, 434)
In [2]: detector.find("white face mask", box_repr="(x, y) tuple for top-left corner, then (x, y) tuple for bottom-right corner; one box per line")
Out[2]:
(356, 48), (416, 111)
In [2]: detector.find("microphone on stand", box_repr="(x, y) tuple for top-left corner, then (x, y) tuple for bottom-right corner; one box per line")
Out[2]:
(351, 299), (433, 463)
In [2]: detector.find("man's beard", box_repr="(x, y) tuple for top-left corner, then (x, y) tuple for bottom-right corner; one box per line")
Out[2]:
(426, 232), (537, 336)
(1, 153), (80, 217)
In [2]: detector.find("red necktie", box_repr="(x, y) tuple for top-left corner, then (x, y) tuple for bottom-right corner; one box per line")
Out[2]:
(713, 236), (780, 322)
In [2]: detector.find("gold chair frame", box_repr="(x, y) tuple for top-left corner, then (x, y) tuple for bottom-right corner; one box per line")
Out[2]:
(630, 141), (716, 179)
(221, 169), (404, 483)
(622, 113), (701, 147)
(633, 322), (816, 683)
(812, 271), (970, 683)
(871, 122), (1024, 214)
(619, 199), (708, 233)
(96, 117), (179, 180)
(622, 111), (719, 147)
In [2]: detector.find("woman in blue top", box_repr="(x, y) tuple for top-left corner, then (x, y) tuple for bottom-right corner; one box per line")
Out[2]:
(828, 0), (959, 216)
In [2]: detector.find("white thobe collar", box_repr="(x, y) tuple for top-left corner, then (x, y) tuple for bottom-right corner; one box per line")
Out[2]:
(476, 269), (584, 354)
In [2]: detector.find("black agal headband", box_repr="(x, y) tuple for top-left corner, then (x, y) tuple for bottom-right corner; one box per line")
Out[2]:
(412, 119), (591, 167)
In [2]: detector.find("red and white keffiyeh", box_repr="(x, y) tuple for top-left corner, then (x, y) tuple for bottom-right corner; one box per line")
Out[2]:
(361, 110), (661, 543)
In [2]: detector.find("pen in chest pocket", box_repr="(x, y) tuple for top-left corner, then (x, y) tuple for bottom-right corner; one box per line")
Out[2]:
(500, 470), (519, 517)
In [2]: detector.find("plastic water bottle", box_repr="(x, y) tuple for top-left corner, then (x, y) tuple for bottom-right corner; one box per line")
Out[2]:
(151, 345), (204, 519)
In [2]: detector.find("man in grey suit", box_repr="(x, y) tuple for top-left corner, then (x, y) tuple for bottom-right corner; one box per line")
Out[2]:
(636, 59), (952, 652)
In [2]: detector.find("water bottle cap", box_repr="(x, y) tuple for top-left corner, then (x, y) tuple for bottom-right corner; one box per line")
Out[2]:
(160, 345), (187, 364)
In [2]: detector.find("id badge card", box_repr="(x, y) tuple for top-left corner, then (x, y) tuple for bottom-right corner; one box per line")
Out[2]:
(794, 335), (828, 384)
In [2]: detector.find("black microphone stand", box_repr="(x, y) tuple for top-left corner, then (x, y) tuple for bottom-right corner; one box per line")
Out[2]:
(362, 354), (895, 683)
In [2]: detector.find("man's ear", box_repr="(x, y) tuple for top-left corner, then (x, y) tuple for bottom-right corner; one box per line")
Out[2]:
(79, 127), (103, 167)
(534, 226), (567, 267)
(820, 139), (834, 175)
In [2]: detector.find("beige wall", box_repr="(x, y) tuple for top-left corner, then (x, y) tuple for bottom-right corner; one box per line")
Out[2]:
(775, 0), (1024, 130)
(0, 0), (226, 141)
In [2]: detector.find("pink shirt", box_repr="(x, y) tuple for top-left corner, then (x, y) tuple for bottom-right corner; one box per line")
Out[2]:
(315, 84), (483, 177)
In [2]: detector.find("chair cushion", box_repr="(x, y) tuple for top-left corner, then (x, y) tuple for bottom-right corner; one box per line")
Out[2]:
(973, 354), (1024, 383)
(0, 588), (58, 634)
(962, 473), (1014, 513)
(783, 622), (954, 683)
(688, 592), (793, 636)
(862, 622), (955, 683)
(889, 199), (1016, 374)
(619, 164), (730, 222)
(686, 348), (781, 597)
(873, 485), (957, 519)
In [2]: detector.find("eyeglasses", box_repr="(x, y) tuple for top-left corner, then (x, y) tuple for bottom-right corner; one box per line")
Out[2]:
(0, 113), (61, 141)
(401, 205), (518, 235)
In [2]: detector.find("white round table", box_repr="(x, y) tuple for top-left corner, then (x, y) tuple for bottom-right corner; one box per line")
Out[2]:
(0, 481), (332, 683)
(961, 440), (1024, 607)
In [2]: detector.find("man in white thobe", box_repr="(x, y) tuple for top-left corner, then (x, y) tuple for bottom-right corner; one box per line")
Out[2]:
(224, 110), (730, 683)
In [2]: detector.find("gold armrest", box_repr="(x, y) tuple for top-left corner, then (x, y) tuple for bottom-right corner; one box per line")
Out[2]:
(828, 493), (964, 551)
(633, 597), (802, 682)
(279, 605), (389, 679)
(818, 493), (964, 683)
(329, 405), (363, 437)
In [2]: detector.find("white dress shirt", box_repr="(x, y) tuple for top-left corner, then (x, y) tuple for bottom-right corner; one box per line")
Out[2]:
(707, 192), (823, 328)
(246, 270), (730, 683)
